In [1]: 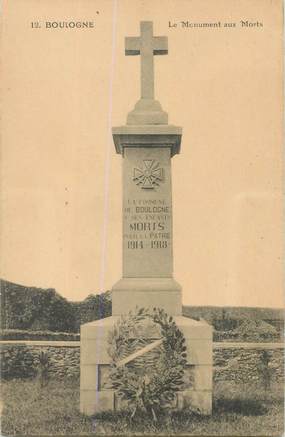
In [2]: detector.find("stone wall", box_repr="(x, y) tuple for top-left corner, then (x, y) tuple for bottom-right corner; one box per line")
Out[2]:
(1, 345), (80, 380)
(1, 344), (283, 384)
(214, 347), (284, 384)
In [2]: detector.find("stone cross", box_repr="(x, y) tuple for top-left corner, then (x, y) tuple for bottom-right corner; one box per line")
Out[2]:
(125, 21), (168, 99)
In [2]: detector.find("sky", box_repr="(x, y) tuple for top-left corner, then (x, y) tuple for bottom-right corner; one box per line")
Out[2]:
(1, 0), (283, 307)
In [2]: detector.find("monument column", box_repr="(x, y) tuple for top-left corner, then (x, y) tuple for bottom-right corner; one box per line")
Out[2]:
(112, 21), (182, 316)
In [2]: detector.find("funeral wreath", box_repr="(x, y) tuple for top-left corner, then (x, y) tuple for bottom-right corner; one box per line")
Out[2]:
(107, 307), (188, 421)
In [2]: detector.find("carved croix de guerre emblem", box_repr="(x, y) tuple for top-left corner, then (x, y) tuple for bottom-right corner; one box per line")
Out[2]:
(133, 160), (164, 189)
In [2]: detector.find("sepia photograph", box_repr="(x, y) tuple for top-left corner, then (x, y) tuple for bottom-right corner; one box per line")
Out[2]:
(1, 0), (284, 435)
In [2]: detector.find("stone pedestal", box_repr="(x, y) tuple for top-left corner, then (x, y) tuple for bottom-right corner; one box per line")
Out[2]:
(80, 315), (213, 416)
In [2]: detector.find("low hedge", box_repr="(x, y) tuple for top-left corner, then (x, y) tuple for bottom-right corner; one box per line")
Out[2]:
(1, 328), (281, 343)
(0, 329), (80, 341)
(213, 329), (281, 342)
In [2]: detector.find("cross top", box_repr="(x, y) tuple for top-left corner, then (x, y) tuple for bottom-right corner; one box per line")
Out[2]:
(125, 21), (168, 100)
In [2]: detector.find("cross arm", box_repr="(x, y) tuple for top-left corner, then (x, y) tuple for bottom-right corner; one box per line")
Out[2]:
(125, 36), (140, 55)
(125, 36), (168, 55)
(153, 36), (168, 55)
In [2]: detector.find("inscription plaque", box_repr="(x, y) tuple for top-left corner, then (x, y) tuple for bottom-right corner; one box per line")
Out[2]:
(123, 147), (173, 277)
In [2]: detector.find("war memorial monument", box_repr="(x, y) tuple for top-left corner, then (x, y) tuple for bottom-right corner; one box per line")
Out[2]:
(80, 21), (213, 416)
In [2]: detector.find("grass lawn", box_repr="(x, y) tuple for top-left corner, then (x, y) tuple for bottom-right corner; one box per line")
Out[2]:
(1, 379), (283, 436)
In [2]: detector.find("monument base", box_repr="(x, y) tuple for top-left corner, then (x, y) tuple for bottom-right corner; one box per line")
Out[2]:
(126, 99), (168, 125)
(80, 315), (213, 416)
(112, 277), (182, 316)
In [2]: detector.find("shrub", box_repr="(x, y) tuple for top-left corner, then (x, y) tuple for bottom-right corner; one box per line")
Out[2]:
(37, 351), (51, 387)
(0, 280), (76, 332)
(257, 350), (272, 391)
(72, 292), (112, 331)
(233, 319), (278, 341)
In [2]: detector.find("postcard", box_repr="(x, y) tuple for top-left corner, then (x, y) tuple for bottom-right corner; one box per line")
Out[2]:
(1, 0), (283, 435)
